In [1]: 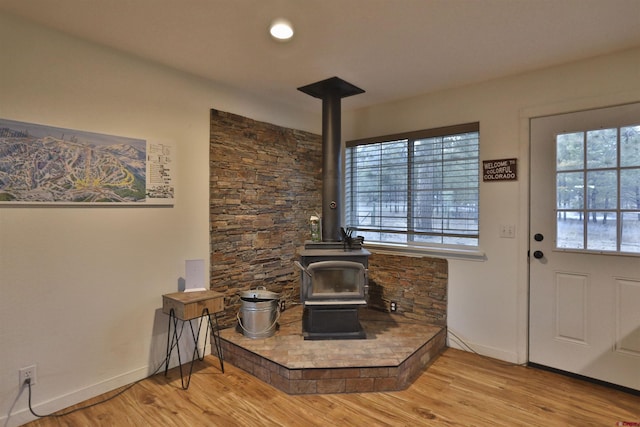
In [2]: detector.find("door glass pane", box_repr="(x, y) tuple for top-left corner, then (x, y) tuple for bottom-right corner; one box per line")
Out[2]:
(587, 170), (617, 209)
(587, 128), (617, 169)
(621, 212), (640, 253)
(557, 172), (583, 210)
(553, 122), (639, 256)
(621, 168), (640, 210)
(587, 212), (617, 251)
(557, 132), (584, 171)
(557, 211), (584, 249)
(621, 125), (640, 167)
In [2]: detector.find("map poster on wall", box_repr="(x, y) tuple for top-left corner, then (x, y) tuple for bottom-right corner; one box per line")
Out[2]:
(0, 118), (175, 205)
(146, 141), (175, 203)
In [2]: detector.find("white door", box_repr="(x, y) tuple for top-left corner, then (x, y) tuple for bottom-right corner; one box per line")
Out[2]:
(529, 102), (640, 390)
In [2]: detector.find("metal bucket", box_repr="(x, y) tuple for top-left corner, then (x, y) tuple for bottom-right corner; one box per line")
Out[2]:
(237, 287), (280, 339)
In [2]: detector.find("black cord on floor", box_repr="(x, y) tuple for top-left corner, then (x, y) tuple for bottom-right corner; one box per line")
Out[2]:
(25, 322), (189, 419)
(447, 329), (478, 354)
(447, 329), (526, 367)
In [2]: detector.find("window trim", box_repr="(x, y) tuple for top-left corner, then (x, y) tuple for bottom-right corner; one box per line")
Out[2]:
(346, 122), (480, 148)
(345, 122), (481, 259)
(364, 241), (487, 261)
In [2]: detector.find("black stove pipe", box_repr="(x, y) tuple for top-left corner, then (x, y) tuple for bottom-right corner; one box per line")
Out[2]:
(321, 87), (342, 242)
(298, 77), (365, 242)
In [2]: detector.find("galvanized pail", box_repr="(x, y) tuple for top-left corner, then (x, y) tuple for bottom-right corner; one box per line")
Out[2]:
(237, 287), (280, 339)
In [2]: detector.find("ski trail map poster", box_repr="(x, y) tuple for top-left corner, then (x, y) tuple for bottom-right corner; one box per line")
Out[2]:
(0, 118), (175, 205)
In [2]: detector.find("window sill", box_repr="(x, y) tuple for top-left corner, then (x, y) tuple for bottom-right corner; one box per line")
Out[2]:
(363, 242), (487, 261)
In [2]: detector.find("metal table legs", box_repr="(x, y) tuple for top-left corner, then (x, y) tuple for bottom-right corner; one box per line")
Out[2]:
(164, 307), (224, 389)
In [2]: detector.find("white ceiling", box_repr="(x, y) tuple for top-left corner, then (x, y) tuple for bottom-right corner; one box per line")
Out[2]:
(2, 0), (640, 113)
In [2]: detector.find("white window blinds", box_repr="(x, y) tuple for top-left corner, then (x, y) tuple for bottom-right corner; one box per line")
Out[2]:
(346, 122), (479, 248)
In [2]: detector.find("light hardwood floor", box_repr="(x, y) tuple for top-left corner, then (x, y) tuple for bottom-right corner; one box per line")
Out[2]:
(24, 348), (640, 426)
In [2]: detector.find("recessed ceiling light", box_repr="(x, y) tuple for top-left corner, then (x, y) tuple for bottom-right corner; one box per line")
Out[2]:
(270, 18), (294, 41)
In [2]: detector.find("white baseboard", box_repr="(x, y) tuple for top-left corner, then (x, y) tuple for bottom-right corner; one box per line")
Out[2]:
(2, 341), (212, 427)
(2, 364), (147, 427)
(447, 329), (520, 364)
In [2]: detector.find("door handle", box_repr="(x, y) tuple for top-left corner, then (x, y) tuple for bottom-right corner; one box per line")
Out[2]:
(534, 233), (544, 242)
(533, 250), (544, 259)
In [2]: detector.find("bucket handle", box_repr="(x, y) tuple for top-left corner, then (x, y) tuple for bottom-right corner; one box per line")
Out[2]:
(236, 307), (281, 336)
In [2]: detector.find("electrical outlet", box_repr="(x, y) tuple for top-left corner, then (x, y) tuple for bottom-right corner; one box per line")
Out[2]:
(19, 365), (37, 386)
(390, 301), (397, 312)
(280, 300), (286, 312)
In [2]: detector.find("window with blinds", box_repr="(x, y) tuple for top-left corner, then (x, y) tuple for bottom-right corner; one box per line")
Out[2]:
(345, 123), (479, 248)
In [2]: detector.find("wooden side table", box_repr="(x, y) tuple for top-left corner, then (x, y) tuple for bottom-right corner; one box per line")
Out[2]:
(162, 290), (225, 389)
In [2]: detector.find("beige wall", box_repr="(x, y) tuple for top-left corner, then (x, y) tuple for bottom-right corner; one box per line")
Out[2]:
(1, 8), (640, 427)
(345, 47), (640, 363)
(0, 13), (316, 427)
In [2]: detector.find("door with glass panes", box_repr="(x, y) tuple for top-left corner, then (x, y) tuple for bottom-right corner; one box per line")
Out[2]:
(529, 102), (640, 390)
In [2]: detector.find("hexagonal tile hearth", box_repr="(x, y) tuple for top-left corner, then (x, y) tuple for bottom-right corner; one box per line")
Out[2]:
(215, 306), (446, 394)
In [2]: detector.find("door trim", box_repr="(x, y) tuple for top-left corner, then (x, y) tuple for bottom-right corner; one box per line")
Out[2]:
(519, 90), (640, 365)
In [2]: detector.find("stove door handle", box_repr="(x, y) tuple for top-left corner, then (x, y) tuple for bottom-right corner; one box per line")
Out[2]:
(294, 261), (312, 277)
(364, 269), (369, 297)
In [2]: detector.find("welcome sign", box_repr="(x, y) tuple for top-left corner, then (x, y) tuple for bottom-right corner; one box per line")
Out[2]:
(482, 158), (518, 182)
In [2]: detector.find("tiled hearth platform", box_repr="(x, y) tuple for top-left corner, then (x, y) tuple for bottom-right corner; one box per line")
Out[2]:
(215, 305), (446, 394)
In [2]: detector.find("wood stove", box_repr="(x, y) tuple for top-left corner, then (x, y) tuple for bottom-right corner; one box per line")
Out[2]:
(296, 77), (368, 340)
(298, 243), (371, 340)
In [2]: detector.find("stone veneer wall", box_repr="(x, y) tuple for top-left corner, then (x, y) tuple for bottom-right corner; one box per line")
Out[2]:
(367, 254), (448, 327)
(209, 109), (447, 329)
(209, 109), (322, 327)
